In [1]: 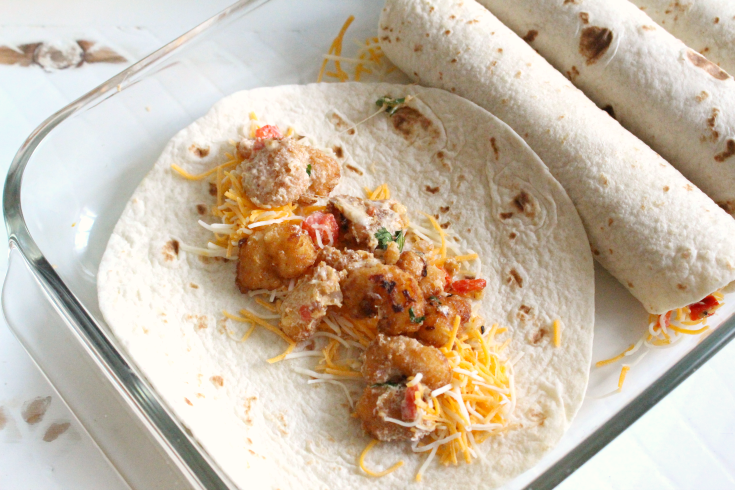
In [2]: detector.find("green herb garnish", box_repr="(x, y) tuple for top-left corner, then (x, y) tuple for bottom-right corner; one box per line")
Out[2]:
(376, 96), (406, 116)
(306, 163), (312, 177)
(374, 227), (407, 251)
(409, 307), (425, 324)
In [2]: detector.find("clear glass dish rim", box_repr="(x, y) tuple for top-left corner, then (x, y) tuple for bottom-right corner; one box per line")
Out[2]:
(4, 2), (735, 488)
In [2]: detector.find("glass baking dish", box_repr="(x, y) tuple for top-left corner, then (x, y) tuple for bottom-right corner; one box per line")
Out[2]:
(4, 0), (735, 488)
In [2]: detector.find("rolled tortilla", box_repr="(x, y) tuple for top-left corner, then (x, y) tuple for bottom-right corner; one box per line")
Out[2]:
(380, 0), (735, 314)
(477, 0), (735, 215)
(630, 0), (735, 76)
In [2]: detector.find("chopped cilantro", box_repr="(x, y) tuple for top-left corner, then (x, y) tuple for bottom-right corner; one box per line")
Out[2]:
(374, 227), (407, 251)
(306, 163), (312, 177)
(375, 228), (394, 249)
(376, 96), (407, 116)
(409, 307), (425, 324)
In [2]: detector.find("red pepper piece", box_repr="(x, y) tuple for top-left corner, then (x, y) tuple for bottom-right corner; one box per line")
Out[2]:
(688, 295), (719, 321)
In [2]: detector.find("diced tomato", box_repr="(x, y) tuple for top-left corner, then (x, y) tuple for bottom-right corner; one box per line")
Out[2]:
(299, 305), (312, 322)
(302, 212), (339, 246)
(450, 278), (487, 295)
(255, 124), (283, 141)
(688, 295), (719, 321)
(401, 385), (419, 421)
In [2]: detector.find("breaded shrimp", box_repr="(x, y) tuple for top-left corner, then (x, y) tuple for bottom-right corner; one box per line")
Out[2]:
(361, 334), (451, 391)
(419, 263), (448, 297)
(236, 223), (317, 292)
(316, 246), (379, 272)
(395, 250), (427, 279)
(328, 196), (408, 250)
(237, 138), (310, 207)
(355, 384), (433, 441)
(340, 264), (425, 336)
(299, 146), (341, 205)
(413, 295), (471, 348)
(280, 263), (343, 342)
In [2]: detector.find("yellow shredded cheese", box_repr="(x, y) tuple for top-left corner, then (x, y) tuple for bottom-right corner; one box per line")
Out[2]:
(553, 319), (561, 348)
(359, 440), (404, 477)
(421, 212), (447, 259)
(595, 344), (635, 367)
(618, 365), (631, 390)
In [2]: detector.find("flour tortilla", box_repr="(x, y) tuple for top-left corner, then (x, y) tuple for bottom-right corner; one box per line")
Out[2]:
(380, 0), (735, 314)
(98, 83), (594, 489)
(477, 0), (735, 216)
(630, 0), (735, 76)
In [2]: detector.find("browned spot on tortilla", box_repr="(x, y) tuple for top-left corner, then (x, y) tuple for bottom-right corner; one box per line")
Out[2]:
(696, 91), (710, 102)
(718, 200), (735, 214)
(209, 182), (217, 196)
(438, 71), (443, 80)
(189, 144), (210, 158)
(685, 184), (694, 191)
(531, 328), (547, 344)
(608, 218), (614, 226)
(715, 140), (735, 162)
(429, 6), (435, 12)
(439, 206), (450, 213)
(677, 283), (687, 290)
(508, 269), (523, 287)
(22, 397), (52, 425)
(641, 25), (656, 31)
(609, 249), (614, 254)
(0, 408), (6, 431)
(440, 222), (451, 229)
(163, 239), (179, 261)
(467, 19), (479, 24)
(490, 137), (500, 160)
(395, 37), (401, 42)
(449, 15), (456, 19)
(512, 191), (536, 218)
(686, 50), (730, 80)
(602, 105), (616, 119)
(196, 204), (207, 215)
(509, 232), (517, 239)
(564, 0), (578, 4)
(444, 30), (452, 35)
(436, 151), (445, 159)
(663, 186), (670, 192)
(715, 17), (720, 24)
(345, 164), (364, 175)
(628, 282), (634, 288)
(43, 422), (71, 442)
(210, 376), (224, 387)
(579, 12), (589, 24)
(414, 44), (423, 52)
(380, 36), (390, 43)
(500, 212), (514, 220)
(498, 48), (503, 53)
(567, 65), (580, 81)
(580, 26), (613, 65)
(332, 145), (344, 158)
(523, 30), (538, 43)
(519, 305), (532, 315)
(190, 283), (199, 289)
(391, 106), (436, 141)
(425, 185), (440, 194)
(591, 245), (600, 256)
(450, 58), (457, 63)
(185, 398), (193, 406)
(347, 128), (356, 135)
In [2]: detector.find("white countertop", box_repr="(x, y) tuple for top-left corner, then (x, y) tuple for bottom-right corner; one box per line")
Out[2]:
(1, 1), (734, 488)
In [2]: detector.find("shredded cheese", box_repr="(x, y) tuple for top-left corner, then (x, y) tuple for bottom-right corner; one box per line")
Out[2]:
(553, 319), (561, 348)
(359, 440), (404, 477)
(618, 365), (631, 390)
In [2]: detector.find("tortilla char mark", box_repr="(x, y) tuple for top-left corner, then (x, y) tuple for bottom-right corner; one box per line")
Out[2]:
(714, 139), (735, 162)
(390, 106), (439, 142)
(686, 50), (730, 81)
(579, 26), (613, 65)
(512, 190), (537, 218)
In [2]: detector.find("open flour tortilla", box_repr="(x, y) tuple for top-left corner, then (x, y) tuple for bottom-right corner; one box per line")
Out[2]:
(98, 83), (594, 489)
(477, 0), (735, 215)
(380, 0), (735, 314)
(630, 0), (735, 76)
